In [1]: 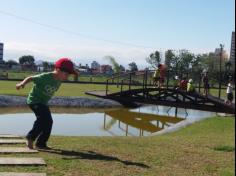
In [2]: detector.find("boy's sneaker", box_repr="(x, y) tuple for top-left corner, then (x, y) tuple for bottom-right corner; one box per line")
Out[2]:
(35, 145), (52, 150)
(26, 138), (34, 149)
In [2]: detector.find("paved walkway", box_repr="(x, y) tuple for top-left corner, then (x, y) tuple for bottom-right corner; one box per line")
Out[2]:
(0, 139), (26, 144)
(0, 134), (47, 176)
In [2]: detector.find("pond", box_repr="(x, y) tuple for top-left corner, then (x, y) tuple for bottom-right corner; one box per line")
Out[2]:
(0, 106), (216, 136)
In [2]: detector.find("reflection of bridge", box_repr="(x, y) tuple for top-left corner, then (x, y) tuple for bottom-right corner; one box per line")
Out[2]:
(103, 109), (185, 136)
(86, 70), (235, 114)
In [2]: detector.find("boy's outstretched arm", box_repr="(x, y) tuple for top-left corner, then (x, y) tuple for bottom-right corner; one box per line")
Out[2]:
(16, 76), (33, 90)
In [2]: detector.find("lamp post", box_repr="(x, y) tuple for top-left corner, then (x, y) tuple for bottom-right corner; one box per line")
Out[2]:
(218, 44), (224, 98)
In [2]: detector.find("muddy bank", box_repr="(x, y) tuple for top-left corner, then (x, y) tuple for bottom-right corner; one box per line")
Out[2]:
(0, 95), (122, 108)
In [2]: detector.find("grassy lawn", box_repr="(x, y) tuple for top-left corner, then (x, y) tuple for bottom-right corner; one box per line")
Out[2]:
(0, 116), (234, 176)
(0, 80), (127, 97)
(0, 70), (110, 82)
(0, 80), (232, 99)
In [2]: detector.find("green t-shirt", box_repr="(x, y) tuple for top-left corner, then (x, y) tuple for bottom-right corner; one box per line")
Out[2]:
(153, 69), (160, 78)
(27, 72), (61, 105)
(187, 82), (195, 92)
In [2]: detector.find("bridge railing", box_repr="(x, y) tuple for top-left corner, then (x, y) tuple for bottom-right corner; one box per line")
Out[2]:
(105, 69), (230, 98)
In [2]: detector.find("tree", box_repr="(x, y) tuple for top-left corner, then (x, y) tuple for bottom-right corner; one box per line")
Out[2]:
(225, 61), (232, 72)
(178, 49), (195, 72)
(146, 50), (161, 69)
(42, 61), (50, 71)
(19, 55), (35, 65)
(165, 50), (175, 69)
(119, 65), (126, 72)
(128, 62), (138, 72)
(6, 60), (18, 68)
(104, 55), (120, 74)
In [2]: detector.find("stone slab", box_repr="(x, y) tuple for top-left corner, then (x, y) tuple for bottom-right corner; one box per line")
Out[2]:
(0, 135), (22, 139)
(0, 140), (26, 144)
(0, 173), (46, 176)
(0, 158), (46, 165)
(0, 147), (38, 154)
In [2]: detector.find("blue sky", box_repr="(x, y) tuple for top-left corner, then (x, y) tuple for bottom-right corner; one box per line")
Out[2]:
(0, 0), (235, 68)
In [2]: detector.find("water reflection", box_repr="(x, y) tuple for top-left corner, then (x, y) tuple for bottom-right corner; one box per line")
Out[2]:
(103, 109), (185, 136)
(0, 106), (216, 136)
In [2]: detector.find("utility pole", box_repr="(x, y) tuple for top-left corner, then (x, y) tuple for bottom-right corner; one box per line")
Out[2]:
(218, 44), (224, 98)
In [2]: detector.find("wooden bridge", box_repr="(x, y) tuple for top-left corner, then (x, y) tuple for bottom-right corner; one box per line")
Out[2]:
(86, 70), (235, 114)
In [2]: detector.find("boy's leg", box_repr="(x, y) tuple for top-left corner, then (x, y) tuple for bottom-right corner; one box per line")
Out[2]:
(26, 104), (45, 148)
(35, 105), (53, 148)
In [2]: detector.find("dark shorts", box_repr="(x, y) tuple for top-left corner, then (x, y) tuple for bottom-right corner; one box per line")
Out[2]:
(204, 83), (209, 89)
(160, 77), (165, 83)
(227, 93), (234, 101)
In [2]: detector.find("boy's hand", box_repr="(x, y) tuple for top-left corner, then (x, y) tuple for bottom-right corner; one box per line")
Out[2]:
(16, 83), (24, 90)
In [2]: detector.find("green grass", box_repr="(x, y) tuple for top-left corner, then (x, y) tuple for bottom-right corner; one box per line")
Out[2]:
(0, 70), (110, 82)
(214, 146), (235, 152)
(0, 116), (234, 176)
(0, 80), (127, 97)
(0, 80), (232, 99)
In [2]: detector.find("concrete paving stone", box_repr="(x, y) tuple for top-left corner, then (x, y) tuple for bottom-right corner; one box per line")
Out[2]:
(0, 158), (46, 165)
(0, 147), (38, 154)
(0, 140), (26, 144)
(0, 135), (22, 139)
(0, 173), (46, 176)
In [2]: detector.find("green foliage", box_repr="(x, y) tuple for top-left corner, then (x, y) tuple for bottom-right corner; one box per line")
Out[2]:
(19, 55), (35, 65)
(128, 62), (138, 71)
(104, 55), (120, 73)
(146, 50), (161, 69)
(165, 50), (175, 69)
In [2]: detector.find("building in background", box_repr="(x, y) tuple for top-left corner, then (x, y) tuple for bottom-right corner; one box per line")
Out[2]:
(229, 31), (235, 71)
(100, 65), (113, 75)
(230, 31), (235, 61)
(0, 43), (3, 63)
(91, 61), (100, 70)
(210, 47), (228, 71)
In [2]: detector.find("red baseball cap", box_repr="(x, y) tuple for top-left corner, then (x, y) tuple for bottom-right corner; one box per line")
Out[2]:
(55, 58), (77, 75)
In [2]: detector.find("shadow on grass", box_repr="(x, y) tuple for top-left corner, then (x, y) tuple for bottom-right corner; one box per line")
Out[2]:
(213, 145), (235, 152)
(39, 148), (150, 168)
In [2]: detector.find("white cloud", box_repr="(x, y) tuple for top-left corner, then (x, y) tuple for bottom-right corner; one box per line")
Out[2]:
(3, 41), (220, 69)
(4, 41), (155, 69)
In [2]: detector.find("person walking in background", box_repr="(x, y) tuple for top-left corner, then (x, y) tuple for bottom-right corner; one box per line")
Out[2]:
(16, 58), (78, 150)
(202, 71), (210, 96)
(173, 75), (180, 90)
(153, 66), (160, 87)
(187, 79), (195, 93)
(180, 76), (188, 91)
(225, 79), (234, 106)
(159, 64), (167, 88)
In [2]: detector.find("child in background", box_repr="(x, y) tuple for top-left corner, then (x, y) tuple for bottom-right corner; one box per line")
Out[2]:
(153, 67), (160, 87)
(180, 77), (188, 91)
(16, 58), (78, 150)
(202, 72), (210, 96)
(187, 79), (195, 93)
(226, 80), (234, 106)
(173, 76), (180, 90)
(159, 64), (167, 88)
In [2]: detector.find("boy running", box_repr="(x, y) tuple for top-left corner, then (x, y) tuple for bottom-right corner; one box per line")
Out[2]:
(16, 58), (78, 149)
